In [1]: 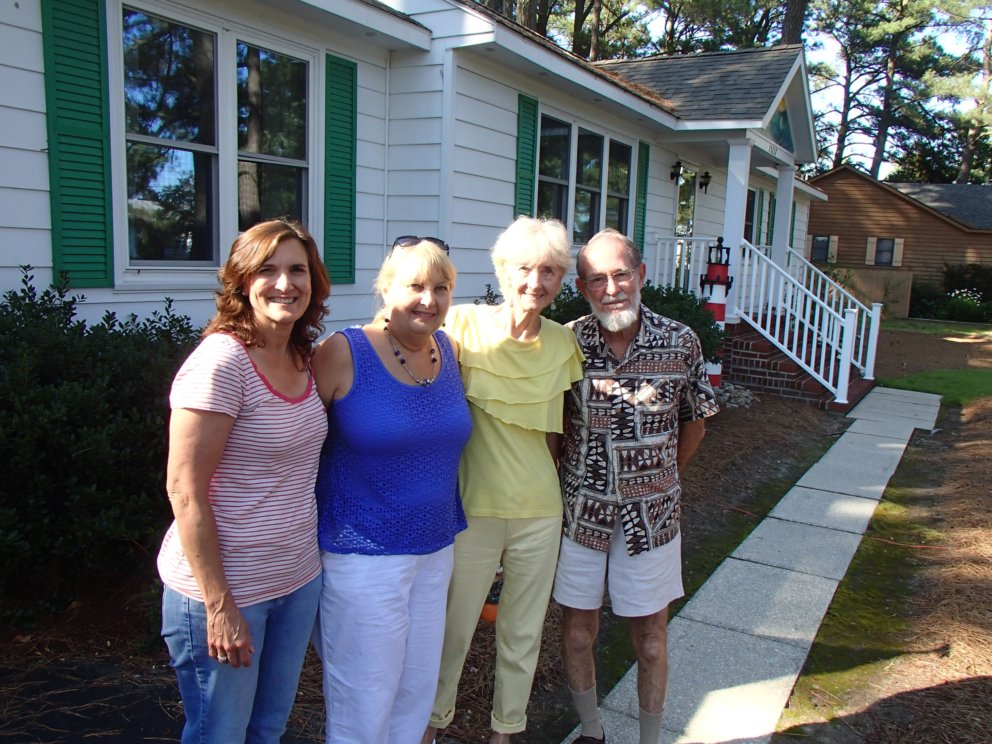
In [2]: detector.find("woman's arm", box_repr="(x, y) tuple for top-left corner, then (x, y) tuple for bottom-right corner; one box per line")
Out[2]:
(312, 333), (354, 406)
(166, 408), (254, 668)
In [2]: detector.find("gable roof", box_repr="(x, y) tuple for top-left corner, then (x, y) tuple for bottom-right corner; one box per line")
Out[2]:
(812, 166), (992, 232)
(888, 183), (992, 230)
(594, 45), (804, 121)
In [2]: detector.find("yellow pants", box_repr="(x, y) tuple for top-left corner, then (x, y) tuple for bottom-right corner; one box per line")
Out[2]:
(430, 515), (562, 734)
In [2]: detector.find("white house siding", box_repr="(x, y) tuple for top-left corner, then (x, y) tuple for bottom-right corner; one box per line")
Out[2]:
(2, 0), (400, 329)
(0, 0), (53, 292)
(442, 50), (685, 303)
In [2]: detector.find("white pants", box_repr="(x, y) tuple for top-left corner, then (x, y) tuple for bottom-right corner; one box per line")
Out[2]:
(319, 546), (454, 744)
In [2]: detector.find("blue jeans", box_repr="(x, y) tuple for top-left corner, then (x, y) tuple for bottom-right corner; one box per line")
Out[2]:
(162, 575), (321, 744)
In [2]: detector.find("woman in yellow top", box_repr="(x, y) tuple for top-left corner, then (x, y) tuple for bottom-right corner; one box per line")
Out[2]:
(423, 216), (585, 744)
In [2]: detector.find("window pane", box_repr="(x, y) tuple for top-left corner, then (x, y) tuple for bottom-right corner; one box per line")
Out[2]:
(537, 181), (567, 222)
(238, 161), (306, 231)
(122, 9), (215, 145)
(606, 195), (628, 232)
(237, 43), (307, 160)
(577, 129), (602, 188)
(573, 188), (600, 244)
(811, 235), (829, 262)
(875, 238), (894, 266)
(608, 141), (631, 196)
(676, 172), (697, 237)
(539, 116), (570, 180)
(127, 143), (215, 261)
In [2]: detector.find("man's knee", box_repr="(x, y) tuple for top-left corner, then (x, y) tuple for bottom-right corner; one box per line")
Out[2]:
(561, 607), (599, 655)
(630, 611), (669, 666)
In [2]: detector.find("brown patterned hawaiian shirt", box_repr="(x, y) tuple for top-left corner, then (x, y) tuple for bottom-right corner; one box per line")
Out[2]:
(561, 306), (719, 556)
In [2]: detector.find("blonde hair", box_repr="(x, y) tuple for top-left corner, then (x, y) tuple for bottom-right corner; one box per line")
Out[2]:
(490, 216), (572, 299)
(372, 240), (457, 322)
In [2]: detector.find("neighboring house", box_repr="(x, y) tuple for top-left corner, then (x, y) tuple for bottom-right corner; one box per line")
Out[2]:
(808, 165), (992, 317)
(1, 0), (824, 333)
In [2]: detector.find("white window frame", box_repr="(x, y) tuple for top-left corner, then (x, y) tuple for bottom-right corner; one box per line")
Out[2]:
(535, 107), (636, 246)
(106, 0), (321, 289)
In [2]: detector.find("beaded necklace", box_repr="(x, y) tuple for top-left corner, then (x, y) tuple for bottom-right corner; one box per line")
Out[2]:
(384, 323), (438, 386)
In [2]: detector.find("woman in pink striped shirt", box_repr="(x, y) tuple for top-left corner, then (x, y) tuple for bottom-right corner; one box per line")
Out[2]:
(157, 219), (330, 743)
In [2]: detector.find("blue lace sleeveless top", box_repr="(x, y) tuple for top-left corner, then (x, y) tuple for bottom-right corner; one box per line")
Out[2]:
(316, 326), (471, 555)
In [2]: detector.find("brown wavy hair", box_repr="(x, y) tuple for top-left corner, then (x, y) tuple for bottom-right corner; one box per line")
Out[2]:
(204, 219), (331, 364)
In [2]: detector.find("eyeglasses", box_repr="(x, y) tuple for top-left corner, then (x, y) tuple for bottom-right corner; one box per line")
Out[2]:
(390, 235), (450, 256)
(582, 269), (636, 291)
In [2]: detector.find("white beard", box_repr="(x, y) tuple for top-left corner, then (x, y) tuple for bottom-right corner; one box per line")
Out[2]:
(593, 289), (640, 332)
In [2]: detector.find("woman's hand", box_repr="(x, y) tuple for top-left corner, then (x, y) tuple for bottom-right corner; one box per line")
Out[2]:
(206, 590), (254, 668)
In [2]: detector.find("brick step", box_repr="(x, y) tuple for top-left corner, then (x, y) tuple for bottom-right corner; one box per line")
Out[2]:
(721, 323), (874, 409)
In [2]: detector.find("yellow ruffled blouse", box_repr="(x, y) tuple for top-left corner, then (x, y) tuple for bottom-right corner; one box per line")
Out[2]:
(446, 304), (585, 518)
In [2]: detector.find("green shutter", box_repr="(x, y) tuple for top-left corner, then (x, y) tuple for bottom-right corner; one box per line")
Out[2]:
(324, 54), (357, 284)
(514, 94), (538, 217)
(766, 194), (776, 244)
(789, 201), (796, 248)
(41, 0), (113, 287)
(633, 141), (650, 251)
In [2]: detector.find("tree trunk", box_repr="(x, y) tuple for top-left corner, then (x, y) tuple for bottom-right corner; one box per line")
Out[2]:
(781, 0), (809, 45)
(518, 0), (536, 30)
(589, 0), (603, 61)
(572, 0), (592, 58)
(956, 24), (991, 183)
(832, 55), (856, 169)
(870, 46), (898, 179)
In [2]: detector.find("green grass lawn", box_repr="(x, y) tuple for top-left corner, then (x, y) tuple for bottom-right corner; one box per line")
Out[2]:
(883, 318), (992, 337)
(877, 369), (992, 407)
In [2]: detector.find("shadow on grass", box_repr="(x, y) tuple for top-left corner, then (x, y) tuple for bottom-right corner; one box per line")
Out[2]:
(772, 675), (992, 744)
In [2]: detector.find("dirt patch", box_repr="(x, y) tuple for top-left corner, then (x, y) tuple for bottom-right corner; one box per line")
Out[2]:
(873, 328), (992, 378)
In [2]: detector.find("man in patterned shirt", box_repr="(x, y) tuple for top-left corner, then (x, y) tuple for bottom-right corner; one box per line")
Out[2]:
(553, 228), (719, 744)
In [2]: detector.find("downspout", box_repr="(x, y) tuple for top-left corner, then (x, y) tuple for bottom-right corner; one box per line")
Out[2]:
(439, 48), (455, 242)
(383, 52), (391, 261)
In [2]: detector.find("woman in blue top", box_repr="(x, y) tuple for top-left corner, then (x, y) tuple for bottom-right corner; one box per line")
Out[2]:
(312, 237), (472, 744)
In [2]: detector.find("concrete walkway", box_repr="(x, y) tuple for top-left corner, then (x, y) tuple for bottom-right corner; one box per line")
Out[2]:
(564, 387), (941, 744)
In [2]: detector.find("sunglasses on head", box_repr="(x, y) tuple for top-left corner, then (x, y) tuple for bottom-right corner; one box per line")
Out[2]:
(390, 235), (451, 255)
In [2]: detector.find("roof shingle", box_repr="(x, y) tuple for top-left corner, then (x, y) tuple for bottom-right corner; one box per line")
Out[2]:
(595, 45), (803, 121)
(888, 183), (992, 230)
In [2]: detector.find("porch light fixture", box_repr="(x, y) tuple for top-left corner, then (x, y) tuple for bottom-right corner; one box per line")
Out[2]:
(699, 171), (712, 193)
(670, 160), (683, 180)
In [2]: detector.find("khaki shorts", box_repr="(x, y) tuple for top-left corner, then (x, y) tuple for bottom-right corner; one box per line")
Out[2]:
(552, 527), (683, 617)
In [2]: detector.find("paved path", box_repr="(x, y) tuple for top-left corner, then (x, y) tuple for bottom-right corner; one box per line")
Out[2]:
(563, 387), (941, 744)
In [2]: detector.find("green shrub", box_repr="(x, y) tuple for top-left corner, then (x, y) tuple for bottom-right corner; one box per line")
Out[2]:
(541, 282), (590, 325)
(937, 289), (991, 323)
(909, 280), (945, 319)
(540, 281), (724, 361)
(0, 269), (199, 607)
(943, 263), (992, 300)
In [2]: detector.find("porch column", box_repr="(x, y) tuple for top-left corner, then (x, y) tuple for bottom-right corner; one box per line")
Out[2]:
(722, 139), (752, 321)
(771, 165), (796, 271)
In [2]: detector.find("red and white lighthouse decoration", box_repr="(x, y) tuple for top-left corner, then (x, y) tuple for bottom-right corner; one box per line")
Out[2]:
(699, 237), (731, 388)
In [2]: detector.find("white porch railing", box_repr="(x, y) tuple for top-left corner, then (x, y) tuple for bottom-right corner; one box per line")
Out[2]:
(752, 244), (881, 379)
(650, 236), (715, 295)
(648, 236), (881, 403)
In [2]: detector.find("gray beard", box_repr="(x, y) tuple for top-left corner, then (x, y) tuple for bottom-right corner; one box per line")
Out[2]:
(592, 291), (640, 332)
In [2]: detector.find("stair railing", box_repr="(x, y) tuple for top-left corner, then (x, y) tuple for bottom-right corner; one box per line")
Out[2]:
(737, 240), (859, 404)
(784, 247), (881, 379)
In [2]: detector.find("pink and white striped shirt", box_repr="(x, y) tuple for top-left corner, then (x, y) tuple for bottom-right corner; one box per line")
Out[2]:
(157, 333), (325, 606)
